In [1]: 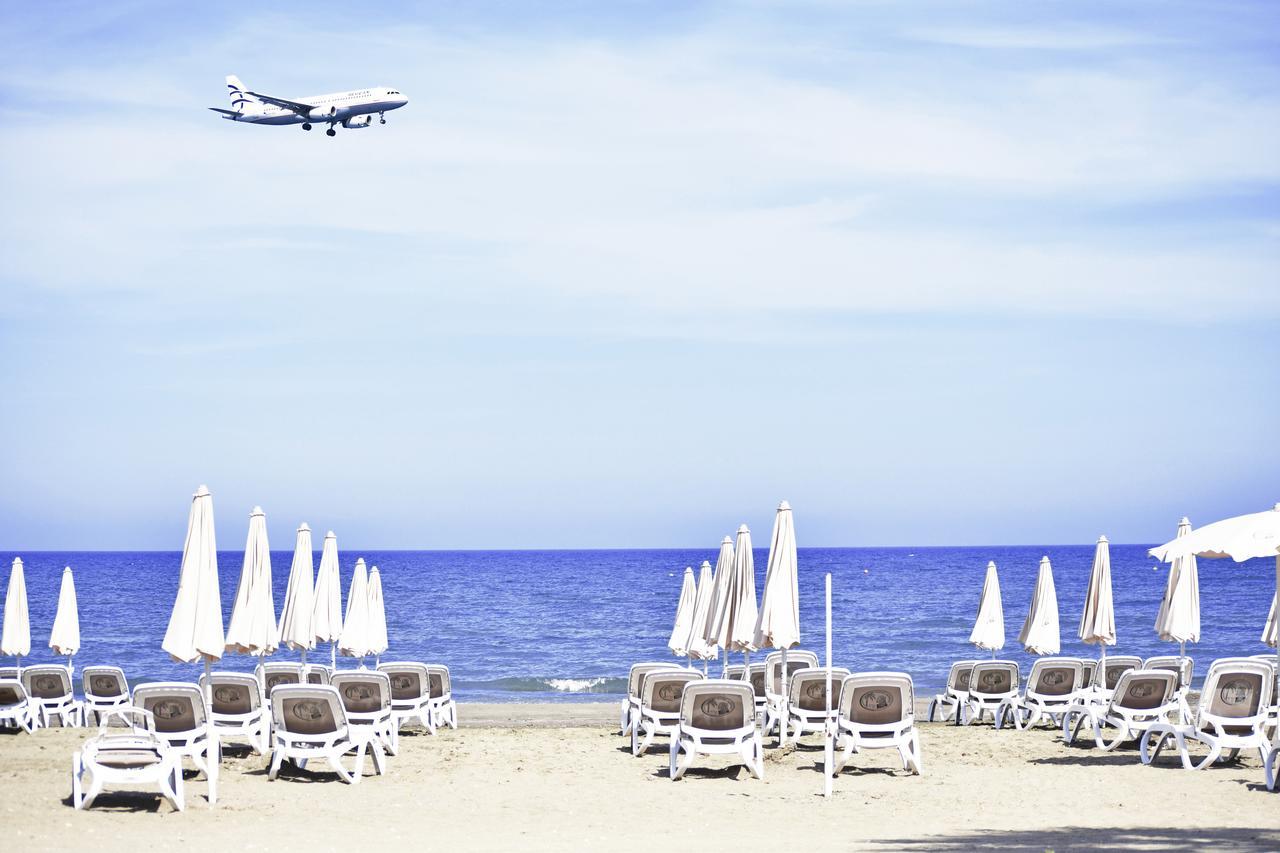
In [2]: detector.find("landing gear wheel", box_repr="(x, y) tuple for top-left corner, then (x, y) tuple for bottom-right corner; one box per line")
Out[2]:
(379, 114), (386, 125)
(326, 128), (336, 137)
(302, 123), (312, 131)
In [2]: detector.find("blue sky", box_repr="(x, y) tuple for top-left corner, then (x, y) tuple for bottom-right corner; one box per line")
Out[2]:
(0, 1), (1277, 549)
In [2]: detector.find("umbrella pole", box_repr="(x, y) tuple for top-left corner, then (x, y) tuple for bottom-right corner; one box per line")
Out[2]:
(15, 654), (20, 678)
(780, 646), (789, 746)
(301, 648), (308, 681)
(204, 657), (218, 807)
(331, 642), (336, 672)
(824, 572), (832, 799)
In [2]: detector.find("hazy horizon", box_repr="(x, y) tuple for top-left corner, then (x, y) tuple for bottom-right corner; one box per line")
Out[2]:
(2, 2), (1276, 550)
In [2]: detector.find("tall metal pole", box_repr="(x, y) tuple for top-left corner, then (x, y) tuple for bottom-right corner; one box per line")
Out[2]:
(824, 573), (832, 799)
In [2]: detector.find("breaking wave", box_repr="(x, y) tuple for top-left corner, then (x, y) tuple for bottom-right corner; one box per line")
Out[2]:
(456, 676), (627, 695)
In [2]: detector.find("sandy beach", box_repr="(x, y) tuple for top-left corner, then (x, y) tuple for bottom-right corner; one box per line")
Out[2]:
(3, 703), (1276, 852)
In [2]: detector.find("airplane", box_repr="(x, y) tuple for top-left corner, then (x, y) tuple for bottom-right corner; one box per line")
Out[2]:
(209, 75), (409, 136)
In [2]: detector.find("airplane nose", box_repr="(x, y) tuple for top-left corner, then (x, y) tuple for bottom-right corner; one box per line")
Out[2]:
(398, 94), (409, 106)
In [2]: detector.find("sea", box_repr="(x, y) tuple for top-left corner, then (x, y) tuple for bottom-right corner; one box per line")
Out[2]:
(3, 546), (1275, 702)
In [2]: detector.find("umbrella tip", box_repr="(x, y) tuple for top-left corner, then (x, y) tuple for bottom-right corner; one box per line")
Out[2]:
(778, 500), (791, 511)
(327, 530), (336, 538)
(987, 560), (996, 569)
(1273, 503), (1280, 512)
(701, 560), (711, 568)
(722, 535), (732, 544)
(195, 484), (210, 497)
(1098, 534), (1108, 543)
(1180, 516), (1191, 526)
(738, 523), (750, 533)
(251, 506), (264, 517)
(12, 556), (22, 568)
(298, 521), (310, 531)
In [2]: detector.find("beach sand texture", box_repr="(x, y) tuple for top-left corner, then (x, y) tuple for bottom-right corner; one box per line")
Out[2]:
(2, 703), (1276, 852)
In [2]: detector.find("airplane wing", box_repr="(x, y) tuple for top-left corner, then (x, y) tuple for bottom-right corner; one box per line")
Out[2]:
(246, 92), (315, 115)
(208, 107), (240, 117)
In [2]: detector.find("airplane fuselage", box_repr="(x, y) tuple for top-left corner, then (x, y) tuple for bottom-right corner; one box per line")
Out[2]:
(234, 88), (408, 125)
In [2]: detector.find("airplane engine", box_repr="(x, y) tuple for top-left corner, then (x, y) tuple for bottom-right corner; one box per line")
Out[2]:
(308, 105), (337, 122)
(342, 116), (372, 129)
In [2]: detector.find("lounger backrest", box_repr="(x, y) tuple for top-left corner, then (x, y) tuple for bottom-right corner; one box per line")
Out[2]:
(1142, 656), (1193, 689)
(378, 662), (430, 701)
(1079, 660), (1097, 687)
(0, 678), (27, 707)
(789, 668), (850, 712)
(947, 660), (979, 692)
(261, 663), (303, 694)
(765, 650), (818, 695)
(0, 668), (16, 680)
(642, 670), (703, 713)
(21, 665), (72, 700)
(199, 673), (263, 715)
(679, 680), (754, 732)
(725, 665), (746, 681)
(425, 665), (452, 698)
(970, 662), (1019, 696)
(271, 685), (347, 736)
(627, 663), (680, 700)
(1111, 670), (1177, 712)
(331, 672), (392, 714)
(747, 664), (767, 698)
(133, 683), (207, 733)
(1028, 658), (1082, 697)
(1199, 659), (1272, 732)
(83, 666), (128, 699)
(306, 667), (330, 686)
(839, 672), (914, 726)
(1094, 656), (1141, 690)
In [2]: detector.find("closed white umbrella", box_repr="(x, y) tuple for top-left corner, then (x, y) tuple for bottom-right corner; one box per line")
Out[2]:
(685, 561), (717, 671)
(969, 561), (1005, 656)
(1150, 503), (1280, 708)
(368, 566), (388, 666)
(160, 484), (223, 806)
(2, 557), (30, 675)
(754, 501), (801, 743)
(667, 566), (696, 658)
(1155, 518), (1200, 671)
(1018, 556), (1060, 656)
(277, 522), (315, 673)
(338, 558), (371, 666)
(49, 566), (81, 672)
(225, 507), (279, 666)
(312, 531), (343, 669)
(703, 536), (734, 674)
(719, 524), (759, 666)
(1078, 536), (1116, 670)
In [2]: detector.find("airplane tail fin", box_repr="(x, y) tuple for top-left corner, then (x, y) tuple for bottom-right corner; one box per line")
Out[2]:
(225, 75), (260, 113)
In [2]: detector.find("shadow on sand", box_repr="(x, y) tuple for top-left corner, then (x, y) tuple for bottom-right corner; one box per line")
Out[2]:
(864, 826), (1279, 852)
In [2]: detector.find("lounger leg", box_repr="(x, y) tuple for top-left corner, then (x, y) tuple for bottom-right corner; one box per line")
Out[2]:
(833, 733), (856, 774)
(447, 701), (457, 729)
(909, 730), (923, 774)
(170, 760), (185, 812)
(751, 732), (765, 780)
(636, 721), (655, 757)
(82, 772), (104, 812)
(669, 736), (680, 780)
(71, 751), (84, 809)
(1266, 747), (1279, 791)
(268, 746), (283, 781)
(332, 748), (357, 785)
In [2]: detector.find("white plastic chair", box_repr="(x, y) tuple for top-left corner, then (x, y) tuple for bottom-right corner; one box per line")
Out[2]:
(786, 667), (850, 746)
(633, 669), (704, 756)
(762, 650), (818, 736)
(1063, 669), (1179, 751)
(830, 672), (922, 778)
(82, 666), (131, 727)
(963, 661), (1019, 726)
(1142, 656), (1195, 723)
(620, 662), (681, 737)
(995, 658), (1086, 731)
(331, 670), (397, 761)
(0, 678), (37, 733)
(378, 661), (434, 735)
(132, 682), (219, 804)
(267, 684), (378, 784)
(1140, 658), (1274, 770)
(72, 706), (183, 812)
(199, 672), (270, 755)
(1090, 655), (1142, 704)
(669, 680), (763, 781)
(424, 665), (458, 733)
(926, 660), (977, 723)
(22, 665), (84, 727)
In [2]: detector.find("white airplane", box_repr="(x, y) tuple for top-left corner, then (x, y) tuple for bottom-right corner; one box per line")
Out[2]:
(209, 75), (409, 136)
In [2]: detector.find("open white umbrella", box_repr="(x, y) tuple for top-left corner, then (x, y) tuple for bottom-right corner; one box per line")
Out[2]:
(1150, 503), (1280, 706)
(225, 507), (279, 672)
(685, 560), (717, 671)
(1078, 536), (1116, 669)
(754, 501), (801, 743)
(312, 531), (343, 669)
(719, 525), (759, 666)
(969, 561), (1005, 657)
(703, 536), (735, 674)
(338, 558), (371, 666)
(277, 522), (315, 672)
(160, 485), (223, 806)
(49, 566), (81, 672)
(1, 557), (30, 674)
(1018, 556), (1060, 656)
(667, 566), (696, 658)
(1154, 518), (1200, 668)
(368, 566), (388, 666)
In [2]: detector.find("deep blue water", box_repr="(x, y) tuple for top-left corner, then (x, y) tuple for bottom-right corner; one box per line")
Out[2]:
(2, 547), (1274, 701)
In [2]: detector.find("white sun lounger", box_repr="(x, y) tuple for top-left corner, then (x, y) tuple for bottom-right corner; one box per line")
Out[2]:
(82, 666), (131, 727)
(1140, 657), (1274, 770)
(0, 678), (37, 733)
(378, 661), (434, 735)
(669, 680), (764, 781)
(995, 658), (1086, 731)
(762, 650), (818, 736)
(259, 662), (329, 697)
(1090, 655), (1142, 703)
(621, 662), (682, 736)
(633, 669), (704, 756)
(72, 706), (184, 812)
(744, 662), (768, 721)
(1142, 656), (1195, 723)
(268, 684), (378, 784)
(786, 667), (850, 746)
(830, 671), (923, 777)
(199, 672), (270, 755)
(926, 660), (978, 723)
(1063, 669), (1179, 751)
(423, 665), (458, 733)
(963, 661), (1019, 726)
(22, 665), (85, 728)
(132, 682), (219, 804)
(331, 670), (397, 762)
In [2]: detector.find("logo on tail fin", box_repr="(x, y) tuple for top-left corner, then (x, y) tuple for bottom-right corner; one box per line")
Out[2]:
(226, 75), (258, 113)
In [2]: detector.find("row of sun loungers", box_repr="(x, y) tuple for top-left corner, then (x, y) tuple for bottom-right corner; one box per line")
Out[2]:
(1, 661), (457, 811)
(622, 652), (924, 783)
